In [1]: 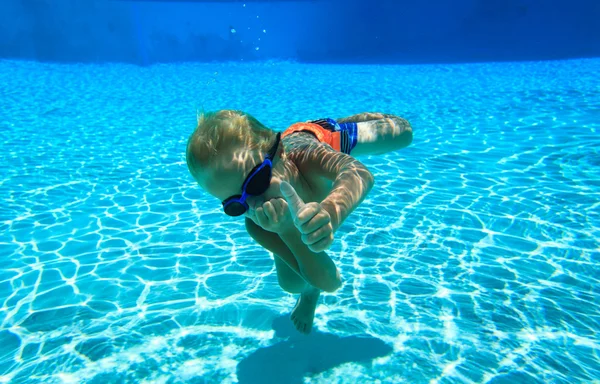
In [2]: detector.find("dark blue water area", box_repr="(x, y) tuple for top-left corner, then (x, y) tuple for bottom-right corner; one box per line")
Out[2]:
(0, 0), (599, 65)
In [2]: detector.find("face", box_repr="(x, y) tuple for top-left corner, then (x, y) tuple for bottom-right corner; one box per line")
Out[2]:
(195, 144), (285, 217)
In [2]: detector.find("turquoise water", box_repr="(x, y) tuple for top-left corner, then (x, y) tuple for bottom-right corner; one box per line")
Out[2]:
(0, 58), (599, 383)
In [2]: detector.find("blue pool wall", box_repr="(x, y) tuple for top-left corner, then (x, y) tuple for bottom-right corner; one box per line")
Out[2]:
(1, 0), (599, 65)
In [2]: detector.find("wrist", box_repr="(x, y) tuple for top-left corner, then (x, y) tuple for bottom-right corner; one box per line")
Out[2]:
(320, 200), (339, 232)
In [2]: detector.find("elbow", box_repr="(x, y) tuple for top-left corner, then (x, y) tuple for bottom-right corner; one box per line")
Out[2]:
(357, 165), (375, 195)
(365, 168), (375, 192)
(352, 158), (374, 193)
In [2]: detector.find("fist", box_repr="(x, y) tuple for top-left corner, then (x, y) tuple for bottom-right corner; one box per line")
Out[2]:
(280, 181), (334, 252)
(252, 198), (294, 234)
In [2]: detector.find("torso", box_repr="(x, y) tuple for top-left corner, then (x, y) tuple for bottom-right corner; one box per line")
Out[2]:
(245, 131), (334, 252)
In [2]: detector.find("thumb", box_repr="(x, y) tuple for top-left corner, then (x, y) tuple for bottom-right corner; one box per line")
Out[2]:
(280, 181), (305, 216)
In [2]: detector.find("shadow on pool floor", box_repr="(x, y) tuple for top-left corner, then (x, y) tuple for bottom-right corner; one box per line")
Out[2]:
(236, 315), (393, 384)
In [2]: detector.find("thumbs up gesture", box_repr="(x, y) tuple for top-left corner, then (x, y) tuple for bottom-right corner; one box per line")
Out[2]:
(280, 181), (334, 252)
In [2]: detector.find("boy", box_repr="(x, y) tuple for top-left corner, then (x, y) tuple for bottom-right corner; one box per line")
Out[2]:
(186, 110), (412, 334)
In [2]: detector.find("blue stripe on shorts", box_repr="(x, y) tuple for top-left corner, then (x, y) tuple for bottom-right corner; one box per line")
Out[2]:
(338, 122), (358, 155)
(310, 118), (358, 155)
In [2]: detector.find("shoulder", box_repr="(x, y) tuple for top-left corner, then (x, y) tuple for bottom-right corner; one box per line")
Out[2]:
(283, 133), (328, 168)
(282, 131), (317, 153)
(284, 133), (361, 180)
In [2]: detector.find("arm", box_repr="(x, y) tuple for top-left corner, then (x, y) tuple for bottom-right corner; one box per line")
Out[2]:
(245, 217), (341, 292)
(291, 141), (374, 233)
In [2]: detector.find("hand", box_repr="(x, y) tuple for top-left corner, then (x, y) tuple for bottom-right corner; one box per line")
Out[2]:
(253, 198), (294, 234)
(280, 181), (334, 252)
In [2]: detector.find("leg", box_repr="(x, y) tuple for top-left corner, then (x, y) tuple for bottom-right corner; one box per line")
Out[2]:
(275, 255), (307, 294)
(274, 256), (321, 334)
(347, 116), (413, 157)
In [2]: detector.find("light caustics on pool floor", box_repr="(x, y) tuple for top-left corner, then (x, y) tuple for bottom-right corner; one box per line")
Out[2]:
(0, 58), (599, 383)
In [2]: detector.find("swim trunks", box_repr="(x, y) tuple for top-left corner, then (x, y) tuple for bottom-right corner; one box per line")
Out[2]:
(281, 118), (358, 154)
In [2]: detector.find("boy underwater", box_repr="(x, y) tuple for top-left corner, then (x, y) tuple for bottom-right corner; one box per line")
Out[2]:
(186, 110), (412, 334)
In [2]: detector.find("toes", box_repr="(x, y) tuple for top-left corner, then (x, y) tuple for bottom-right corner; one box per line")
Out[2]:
(299, 322), (307, 334)
(291, 316), (307, 334)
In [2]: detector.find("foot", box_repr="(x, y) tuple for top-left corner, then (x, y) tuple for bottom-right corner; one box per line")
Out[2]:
(290, 287), (320, 334)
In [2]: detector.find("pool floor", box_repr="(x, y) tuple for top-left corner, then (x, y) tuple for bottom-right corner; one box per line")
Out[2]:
(0, 58), (599, 383)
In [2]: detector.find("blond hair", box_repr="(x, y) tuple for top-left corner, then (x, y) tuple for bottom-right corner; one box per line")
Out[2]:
(186, 110), (276, 176)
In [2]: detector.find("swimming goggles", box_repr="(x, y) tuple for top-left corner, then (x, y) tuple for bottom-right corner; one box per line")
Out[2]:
(221, 132), (281, 217)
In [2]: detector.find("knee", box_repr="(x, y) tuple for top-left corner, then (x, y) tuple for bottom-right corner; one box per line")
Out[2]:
(400, 127), (413, 147)
(304, 269), (342, 293)
(392, 118), (412, 148)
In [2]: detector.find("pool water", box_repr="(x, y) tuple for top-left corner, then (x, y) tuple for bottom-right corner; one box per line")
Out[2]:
(0, 58), (598, 383)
